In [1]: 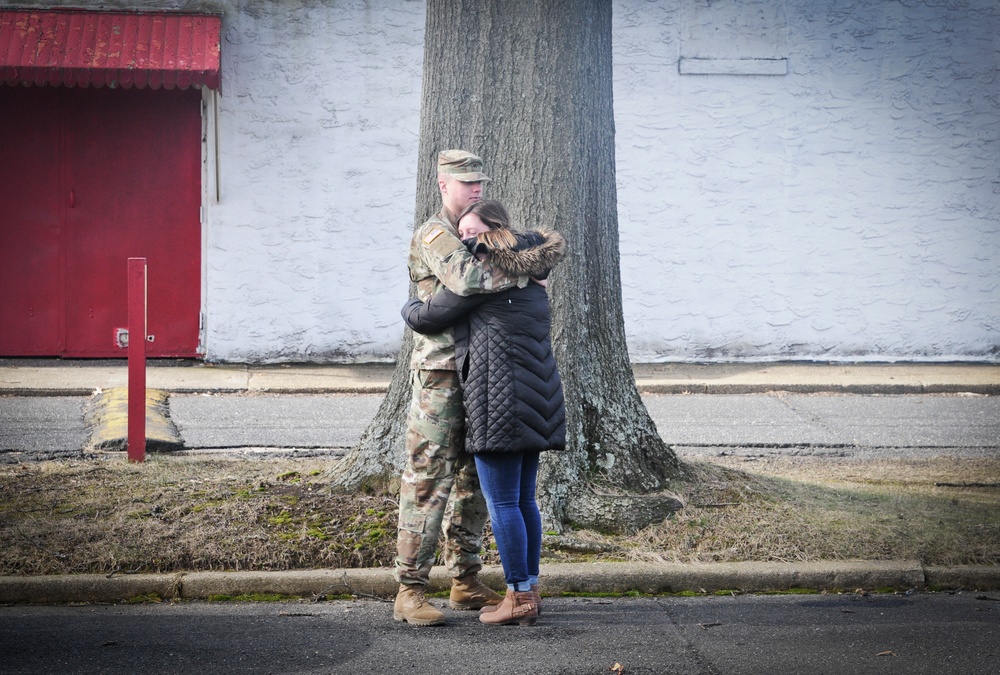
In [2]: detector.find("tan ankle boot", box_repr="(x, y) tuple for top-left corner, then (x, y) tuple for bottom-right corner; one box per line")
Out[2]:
(482, 584), (541, 616)
(450, 573), (503, 610)
(393, 584), (446, 626)
(532, 583), (542, 616)
(479, 589), (538, 626)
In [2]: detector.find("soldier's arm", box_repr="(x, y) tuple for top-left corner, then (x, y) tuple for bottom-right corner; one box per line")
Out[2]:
(420, 225), (520, 296)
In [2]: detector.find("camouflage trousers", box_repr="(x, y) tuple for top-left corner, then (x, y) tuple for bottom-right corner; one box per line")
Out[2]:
(395, 369), (489, 586)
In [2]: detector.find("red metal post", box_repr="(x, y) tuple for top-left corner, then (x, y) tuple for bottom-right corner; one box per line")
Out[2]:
(127, 258), (147, 463)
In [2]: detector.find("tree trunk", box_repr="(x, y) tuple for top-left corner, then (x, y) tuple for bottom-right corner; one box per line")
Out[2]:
(330, 0), (683, 533)
(326, 331), (411, 494)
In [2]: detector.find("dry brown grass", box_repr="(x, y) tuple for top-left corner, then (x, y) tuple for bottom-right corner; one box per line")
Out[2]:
(621, 456), (1000, 566)
(0, 454), (997, 576)
(0, 457), (402, 576)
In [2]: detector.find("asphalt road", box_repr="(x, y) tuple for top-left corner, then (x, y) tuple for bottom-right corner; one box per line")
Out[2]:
(2, 592), (998, 674)
(1, 393), (998, 461)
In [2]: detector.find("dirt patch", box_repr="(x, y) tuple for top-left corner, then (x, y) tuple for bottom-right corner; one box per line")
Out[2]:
(0, 454), (997, 576)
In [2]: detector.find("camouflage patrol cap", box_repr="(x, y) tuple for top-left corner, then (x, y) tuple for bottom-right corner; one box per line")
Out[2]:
(437, 149), (491, 182)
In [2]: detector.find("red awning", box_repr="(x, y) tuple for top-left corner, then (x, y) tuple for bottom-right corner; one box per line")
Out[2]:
(0, 9), (221, 90)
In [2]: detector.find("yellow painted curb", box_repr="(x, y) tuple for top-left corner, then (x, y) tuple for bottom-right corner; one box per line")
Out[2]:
(83, 388), (184, 453)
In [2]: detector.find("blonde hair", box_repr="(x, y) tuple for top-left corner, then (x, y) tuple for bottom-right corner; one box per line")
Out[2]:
(476, 228), (518, 250)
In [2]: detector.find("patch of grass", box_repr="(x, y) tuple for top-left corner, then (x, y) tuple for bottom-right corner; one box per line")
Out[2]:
(207, 593), (296, 602)
(610, 458), (1000, 567)
(0, 455), (996, 577)
(0, 457), (401, 575)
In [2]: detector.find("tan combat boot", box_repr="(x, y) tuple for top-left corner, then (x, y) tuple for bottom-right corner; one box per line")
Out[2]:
(393, 584), (446, 626)
(450, 573), (504, 610)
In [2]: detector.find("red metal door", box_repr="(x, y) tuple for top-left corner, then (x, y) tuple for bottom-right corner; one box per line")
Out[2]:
(63, 87), (202, 357)
(0, 86), (202, 358)
(0, 87), (64, 354)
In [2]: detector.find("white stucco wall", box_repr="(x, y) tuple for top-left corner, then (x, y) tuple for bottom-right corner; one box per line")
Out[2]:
(613, 0), (1000, 361)
(14, 0), (1000, 362)
(205, 0), (424, 362)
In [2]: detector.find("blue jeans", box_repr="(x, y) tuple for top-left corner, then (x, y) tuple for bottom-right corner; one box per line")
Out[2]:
(474, 451), (542, 591)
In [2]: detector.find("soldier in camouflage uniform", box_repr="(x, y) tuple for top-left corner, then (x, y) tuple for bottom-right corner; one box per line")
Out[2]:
(393, 150), (527, 626)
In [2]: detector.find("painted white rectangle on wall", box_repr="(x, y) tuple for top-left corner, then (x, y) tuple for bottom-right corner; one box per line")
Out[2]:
(680, 0), (787, 60)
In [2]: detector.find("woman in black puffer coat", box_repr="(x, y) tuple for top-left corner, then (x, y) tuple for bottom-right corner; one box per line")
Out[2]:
(401, 200), (565, 626)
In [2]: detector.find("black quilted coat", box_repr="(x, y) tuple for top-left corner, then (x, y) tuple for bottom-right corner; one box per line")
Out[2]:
(402, 229), (566, 455)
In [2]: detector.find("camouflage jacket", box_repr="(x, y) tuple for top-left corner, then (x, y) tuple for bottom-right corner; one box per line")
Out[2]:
(407, 207), (524, 371)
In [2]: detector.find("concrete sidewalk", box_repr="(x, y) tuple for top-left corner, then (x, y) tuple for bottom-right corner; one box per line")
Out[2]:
(2, 360), (999, 395)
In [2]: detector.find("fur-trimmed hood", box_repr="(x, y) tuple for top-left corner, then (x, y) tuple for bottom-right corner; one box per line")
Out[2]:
(473, 228), (566, 278)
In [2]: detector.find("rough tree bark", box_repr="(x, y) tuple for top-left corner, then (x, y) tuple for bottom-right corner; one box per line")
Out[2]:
(330, 0), (683, 533)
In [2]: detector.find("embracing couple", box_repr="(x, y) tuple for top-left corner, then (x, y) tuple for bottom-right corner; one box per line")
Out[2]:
(393, 150), (567, 627)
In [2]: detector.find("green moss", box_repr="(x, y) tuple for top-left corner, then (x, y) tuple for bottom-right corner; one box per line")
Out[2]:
(306, 527), (329, 541)
(207, 593), (295, 602)
(341, 510), (393, 551)
(268, 511), (293, 527)
(557, 591), (647, 598)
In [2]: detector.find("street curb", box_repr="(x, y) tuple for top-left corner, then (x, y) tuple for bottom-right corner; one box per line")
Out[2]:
(5, 383), (1000, 397)
(0, 573), (182, 605)
(2, 362), (998, 397)
(924, 566), (1000, 591)
(636, 384), (1000, 395)
(2, 562), (997, 605)
(537, 561), (929, 594)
